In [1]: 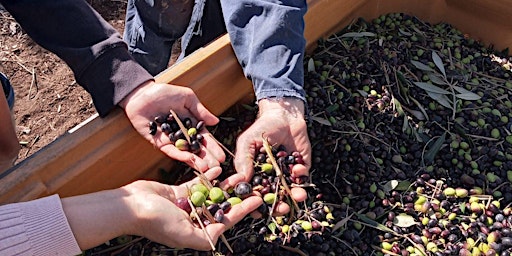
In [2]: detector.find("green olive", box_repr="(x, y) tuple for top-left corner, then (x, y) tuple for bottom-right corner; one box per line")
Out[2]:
(191, 183), (209, 197)
(227, 197), (242, 206)
(263, 193), (276, 204)
(209, 187), (225, 203)
(191, 191), (206, 207)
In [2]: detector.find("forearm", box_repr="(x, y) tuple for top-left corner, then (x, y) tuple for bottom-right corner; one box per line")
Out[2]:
(220, 0), (307, 101)
(61, 188), (136, 250)
(0, 0), (153, 116)
(0, 86), (19, 172)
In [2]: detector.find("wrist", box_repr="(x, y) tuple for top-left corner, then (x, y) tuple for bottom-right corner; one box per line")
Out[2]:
(257, 97), (305, 119)
(61, 188), (136, 249)
(118, 80), (154, 109)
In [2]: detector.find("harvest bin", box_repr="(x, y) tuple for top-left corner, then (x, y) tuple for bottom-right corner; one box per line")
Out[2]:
(1, 0), (511, 204)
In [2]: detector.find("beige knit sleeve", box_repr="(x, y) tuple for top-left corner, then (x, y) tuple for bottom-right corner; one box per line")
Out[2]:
(0, 194), (82, 256)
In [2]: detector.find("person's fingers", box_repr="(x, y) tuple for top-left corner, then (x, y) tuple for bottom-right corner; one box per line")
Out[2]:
(271, 201), (291, 216)
(158, 144), (210, 172)
(233, 135), (258, 181)
(174, 167), (223, 198)
(184, 93), (219, 126)
(218, 196), (262, 229)
(200, 132), (226, 164)
(290, 187), (308, 202)
(183, 196), (263, 250)
(291, 163), (308, 177)
(218, 173), (246, 191)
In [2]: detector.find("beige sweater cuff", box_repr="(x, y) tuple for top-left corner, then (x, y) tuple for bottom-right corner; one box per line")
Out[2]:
(0, 194), (81, 255)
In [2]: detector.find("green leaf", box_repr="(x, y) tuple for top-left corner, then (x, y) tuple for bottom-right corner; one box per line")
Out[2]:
(414, 82), (450, 94)
(393, 214), (418, 228)
(409, 96), (429, 121)
(426, 91), (452, 109)
(452, 86), (481, 100)
(393, 98), (405, 117)
(220, 117), (236, 121)
(268, 222), (277, 234)
(307, 58), (315, 73)
(411, 60), (434, 72)
(428, 73), (447, 85)
(381, 180), (399, 193)
(355, 213), (396, 234)
(357, 89), (368, 97)
(399, 28), (412, 36)
(340, 32), (376, 38)
(456, 93), (482, 100)
(432, 51), (446, 77)
(394, 180), (412, 191)
(311, 116), (332, 126)
(424, 132), (446, 164)
(325, 103), (340, 113)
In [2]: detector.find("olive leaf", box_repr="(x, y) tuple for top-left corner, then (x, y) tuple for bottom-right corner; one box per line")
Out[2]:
(427, 73), (447, 85)
(311, 116), (332, 126)
(393, 214), (418, 228)
(268, 222), (277, 234)
(220, 117), (236, 121)
(413, 82), (450, 94)
(409, 96), (429, 121)
(381, 180), (399, 193)
(393, 98), (405, 117)
(394, 180), (412, 191)
(340, 32), (376, 38)
(424, 132), (446, 164)
(432, 51), (446, 77)
(357, 89), (368, 97)
(426, 91), (452, 109)
(398, 28), (412, 36)
(452, 86), (481, 100)
(355, 213), (396, 234)
(307, 58), (316, 73)
(411, 60), (435, 72)
(325, 103), (340, 113)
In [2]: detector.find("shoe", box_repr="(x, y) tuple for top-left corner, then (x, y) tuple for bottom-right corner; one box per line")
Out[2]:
(1, 72), (14, 110)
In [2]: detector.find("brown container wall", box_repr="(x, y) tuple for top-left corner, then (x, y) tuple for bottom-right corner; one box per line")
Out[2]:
(1, 0), (510, 203)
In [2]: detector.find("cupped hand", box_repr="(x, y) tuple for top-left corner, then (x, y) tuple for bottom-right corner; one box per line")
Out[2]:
(123, 167), (262, 251)
(119, 81), (225, 172)
(221, 97), (312, 215)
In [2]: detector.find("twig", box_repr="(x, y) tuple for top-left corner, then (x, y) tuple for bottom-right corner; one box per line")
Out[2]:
(170, 109), (191, 144)
(202, 206), (233, 253)
(279, 245), (307, 256)
(261, 134), (300, 212)
(207, 133), (235, 158)
(187, 199), (216, 251)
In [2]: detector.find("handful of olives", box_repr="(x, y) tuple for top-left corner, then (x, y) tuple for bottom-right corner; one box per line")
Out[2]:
(176, 183), (243, 225)
(148, 112), (205, 154)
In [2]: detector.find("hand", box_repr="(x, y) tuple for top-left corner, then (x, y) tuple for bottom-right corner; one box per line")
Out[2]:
(64, 167), (263, 251)
(222, 97), (311, 215)
(119, 81), (226, 172)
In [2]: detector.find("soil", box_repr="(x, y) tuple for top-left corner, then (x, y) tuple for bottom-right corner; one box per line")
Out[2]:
(0, 1), (127, 164)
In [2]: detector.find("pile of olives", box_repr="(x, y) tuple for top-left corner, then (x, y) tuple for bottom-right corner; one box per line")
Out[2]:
(148, 112), (205, 154)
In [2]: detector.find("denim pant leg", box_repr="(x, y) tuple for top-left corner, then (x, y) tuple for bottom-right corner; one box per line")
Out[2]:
(1, 73), (14, 110)
(183, 0), (226, 56)
(123, 0), (194, 76)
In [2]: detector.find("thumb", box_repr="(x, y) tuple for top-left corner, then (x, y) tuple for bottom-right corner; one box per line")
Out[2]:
(233, 136), (257, 182)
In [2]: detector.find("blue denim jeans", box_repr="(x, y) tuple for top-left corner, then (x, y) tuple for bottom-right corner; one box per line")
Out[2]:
(1, 73), (14, 110)
(123, 0), (226, 76)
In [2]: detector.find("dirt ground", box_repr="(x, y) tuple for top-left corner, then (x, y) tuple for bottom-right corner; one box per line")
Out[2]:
(0, 1), (128, 164)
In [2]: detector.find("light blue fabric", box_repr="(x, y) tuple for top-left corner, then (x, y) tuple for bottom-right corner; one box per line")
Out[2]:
(123, 0), (307, 102)
(1, 72), (14, 110)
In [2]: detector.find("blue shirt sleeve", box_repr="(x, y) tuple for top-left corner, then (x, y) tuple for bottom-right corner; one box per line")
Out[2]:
(220, 0), (307, 102)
